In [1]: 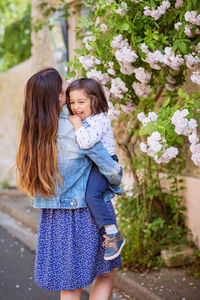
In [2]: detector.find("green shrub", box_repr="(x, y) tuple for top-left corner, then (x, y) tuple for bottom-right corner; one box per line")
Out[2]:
(0, 3), (31, 71)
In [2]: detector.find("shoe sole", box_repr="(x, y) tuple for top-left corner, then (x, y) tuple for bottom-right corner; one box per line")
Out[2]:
(104, 238), (126, 261)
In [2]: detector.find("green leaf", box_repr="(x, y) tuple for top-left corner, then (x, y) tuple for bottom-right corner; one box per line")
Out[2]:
(73, 48), (82, 54)
(39, 2), (48, 9)
(163, 97), (170, 108)
(194, 113), (200, 118)
(68, 70), (76, 78)
(120, 23), (130, 31)
(166, 124), (175, 135)
(76, 16), (93, 29)
(179, 42), (187, 54)
(66, 61), (73, 67)
(179, 205), (187, 211)
(185, 1), (192, 10)
(178, 89), (184, 98)
(176, 137), (183, 144)
(172, 40), (179, 51)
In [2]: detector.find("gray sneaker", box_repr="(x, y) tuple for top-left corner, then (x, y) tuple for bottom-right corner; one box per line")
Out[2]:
(103, 231), (125, 261)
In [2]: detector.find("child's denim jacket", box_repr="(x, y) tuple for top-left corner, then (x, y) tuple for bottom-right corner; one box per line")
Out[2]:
(31, 110), (123, 209)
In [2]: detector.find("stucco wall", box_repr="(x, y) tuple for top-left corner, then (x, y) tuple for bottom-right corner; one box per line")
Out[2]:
(0, 0), (60, 185)
(0, 59), (34, 185)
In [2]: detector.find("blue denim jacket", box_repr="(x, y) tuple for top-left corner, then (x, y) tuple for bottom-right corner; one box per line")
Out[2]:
(31, 110), (123, 209)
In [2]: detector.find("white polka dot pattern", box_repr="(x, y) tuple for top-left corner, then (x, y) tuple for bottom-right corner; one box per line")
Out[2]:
(34, 201), (121, 290)
(75, 113), (116, 155)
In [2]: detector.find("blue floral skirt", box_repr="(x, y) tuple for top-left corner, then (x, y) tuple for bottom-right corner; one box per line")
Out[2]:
(34, 201), (121, 290)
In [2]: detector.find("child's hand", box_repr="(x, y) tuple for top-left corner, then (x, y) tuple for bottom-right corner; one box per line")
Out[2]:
(68, 115), (82, 131)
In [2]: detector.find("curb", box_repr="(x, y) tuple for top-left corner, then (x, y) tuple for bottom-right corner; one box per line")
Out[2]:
(114, 272), (161, 300)
(0, 210), (38, 252)
(0, 190), (39, 233)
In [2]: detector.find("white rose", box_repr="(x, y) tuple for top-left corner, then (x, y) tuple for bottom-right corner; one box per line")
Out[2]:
(188, 133), (199, 144)
(140, 142), (147, 153)
(142, 117), (151, 126)
(137, 112), (146, 122)
(148, 112), (158, 122)
(149, 141), (162, 153)
(166, 147), (178, 158)
(181, 109), (189, 117)
(151, 131), (161, 141)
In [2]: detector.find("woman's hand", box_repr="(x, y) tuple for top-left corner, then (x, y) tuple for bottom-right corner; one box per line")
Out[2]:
(68, 115), (83, 131)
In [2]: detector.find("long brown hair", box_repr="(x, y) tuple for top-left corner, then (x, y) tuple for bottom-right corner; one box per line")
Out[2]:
(66, 78), (109, 115)
(16, 68), (63, 198)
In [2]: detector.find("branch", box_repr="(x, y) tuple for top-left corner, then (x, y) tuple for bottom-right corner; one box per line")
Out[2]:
(118, 119), (139, 148)
(128, 144), (140, 188)
(154, 86), (166, 111)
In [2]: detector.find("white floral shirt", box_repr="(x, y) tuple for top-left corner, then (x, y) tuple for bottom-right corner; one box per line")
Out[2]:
(75, 112), (116, 155)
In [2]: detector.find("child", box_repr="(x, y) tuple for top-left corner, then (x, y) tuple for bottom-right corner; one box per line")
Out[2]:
(66, 77), (125, 261)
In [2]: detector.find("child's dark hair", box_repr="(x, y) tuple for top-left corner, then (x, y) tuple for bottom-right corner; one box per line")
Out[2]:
(66, 78), (109, 115)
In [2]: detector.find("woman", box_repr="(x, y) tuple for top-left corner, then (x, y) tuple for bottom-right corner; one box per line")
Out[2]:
(16, 68), (122, 300)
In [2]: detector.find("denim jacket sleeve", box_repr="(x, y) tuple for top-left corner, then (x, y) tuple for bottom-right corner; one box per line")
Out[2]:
(81, 141), (123, 187)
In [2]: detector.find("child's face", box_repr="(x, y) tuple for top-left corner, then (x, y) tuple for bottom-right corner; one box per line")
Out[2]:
(69, 89), (92, 120)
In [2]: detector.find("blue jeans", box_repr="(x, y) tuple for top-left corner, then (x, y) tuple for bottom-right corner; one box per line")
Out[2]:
(85, 155), (118, 229)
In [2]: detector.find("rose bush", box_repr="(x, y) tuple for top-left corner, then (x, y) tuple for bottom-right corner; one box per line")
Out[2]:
(66, 0), (200, 172)
(35, 0), (200, 269)
(64, 0), (200, 269)
(66, 0), (199, 107)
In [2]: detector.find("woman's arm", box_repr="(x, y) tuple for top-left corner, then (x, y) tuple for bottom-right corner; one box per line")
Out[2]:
(81, 141), (123, 187)
(60, 116), (122, 187)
